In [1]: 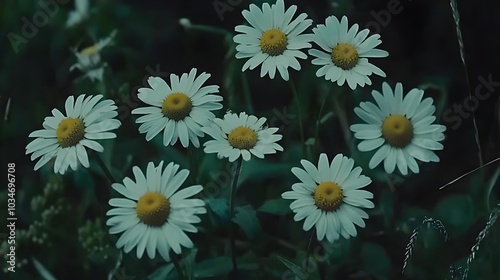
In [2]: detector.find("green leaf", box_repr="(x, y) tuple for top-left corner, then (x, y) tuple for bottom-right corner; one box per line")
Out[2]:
(276, 255), (307, 280)
(379, 188), (395, 227)
(150, 136), (188, 168)
(258, 198), (291, 215)
(484, 167), (500, 211)
(206, 198), (229, 221)
(198, 153), (225, 184)
(434, 194), (474, 235)
(181, 248), (197, 280)
(148, 264), (175, 280)
(360, 242), (392, 280)
(233, 205), (262, 239)
(194, 256), (233, 278)
(194, 256), (258, 278)
(238, 158), (293, 188)
(32, 258), (57, 280)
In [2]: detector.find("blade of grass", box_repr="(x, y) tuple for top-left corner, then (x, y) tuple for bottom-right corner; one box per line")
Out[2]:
(450, 0), (483, 166)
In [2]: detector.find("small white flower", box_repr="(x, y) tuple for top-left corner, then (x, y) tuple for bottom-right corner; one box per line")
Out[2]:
(107, 161), (206, 261)
(233, 0), (313, 80)
(282, 153), (374, 243)
(70, 31), (116, 82)
(202, 111), (283, 162)
(309, 16), (388, 89)
(350, 82), (447, 175)
(66, 0), (90, 28)
(179, 18), (192, 28)
(26, 94), (121, 175)
(131, 68), (223, 148)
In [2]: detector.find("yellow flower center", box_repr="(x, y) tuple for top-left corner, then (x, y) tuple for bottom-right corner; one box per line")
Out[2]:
(228, 126), (258, 150)
(161, 92), (193, 121)
(314, 182), (343, 211)
(136, 192), (170, 227)
(260, 29), (288, 56)
(381, 114), (414, 148)
(81, 45), (99, 56)
(331, 43), (359, 70)
(56, 118), (85, 148)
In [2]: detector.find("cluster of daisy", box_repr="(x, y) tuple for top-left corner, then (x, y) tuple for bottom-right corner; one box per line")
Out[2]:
(24, 0), (448, 271)
(232, 0), (446, 240)
(25, 68), (284, 262)
(233, 0), (388, 89)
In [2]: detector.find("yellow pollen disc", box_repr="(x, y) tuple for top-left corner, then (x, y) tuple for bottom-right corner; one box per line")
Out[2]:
(136, 192), (170, 227)
(56, 118), (85, 148)
(331, 43), (359, 70)
(228, 126), (258, 150)
(161, 92), (192, 121)
(81, 45), (99, 56)
(381, 114), (414, 148)
(314, 182), (343, 211)
(260, 29), (288, 56)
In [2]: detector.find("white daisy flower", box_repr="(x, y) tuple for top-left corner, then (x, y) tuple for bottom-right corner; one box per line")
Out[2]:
(233, 0), (313, 81)
(106, 161), (206, 261)
(66, 0), (90, 28)
(308, 16), (389, 90)
(131, 68), (223, 148)
(202, 112), (283, 162)
(350, 82), (447, 175)
(70, 30), (116, 82)
(282, 153), (374, 243)
(25, 94), (121, 175)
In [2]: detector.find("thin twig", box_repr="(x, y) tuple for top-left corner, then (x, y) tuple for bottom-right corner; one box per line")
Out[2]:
(450, 0), (483, 166)
(4, 97), (11, 121)
(461, 205), (500, 280)
(439, 156), (500, 190)
(107, 251), (123, 280)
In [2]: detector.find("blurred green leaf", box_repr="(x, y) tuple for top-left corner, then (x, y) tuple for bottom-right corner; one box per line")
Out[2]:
(379, 188), (395, 228)
(182, 248), (197, 280)
(276, 255), (307, 280)
(434, 194), (475, 235)
(238, 159), (293, 187)
(233, 205), (262, 239)
(483, 168), (500, 211)
(32, 258), (56, 280)
(360, 242), (392, 280)
(258, 198), (291, 215)
(206, 198), (229, 221)
(194, 256), (258, 278)
(198, 153), (225, 184)
(147, 263), (174, 280)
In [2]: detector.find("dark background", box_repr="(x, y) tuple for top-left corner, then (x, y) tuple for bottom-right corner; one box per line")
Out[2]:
(1, 0), (500, 279)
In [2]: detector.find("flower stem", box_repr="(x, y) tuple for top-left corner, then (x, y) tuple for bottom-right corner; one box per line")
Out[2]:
(171, 253), (186, 280)
(304, 230), (315, 274)
(229, 157), (243, 271)
(313, 85), (335, 156)
(94, 152), (116, 183)
(332, 88), (353, 152)
(241, 72), (254, 115)
(289, 80), (305, 156)
(187, 145), (198, 184)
